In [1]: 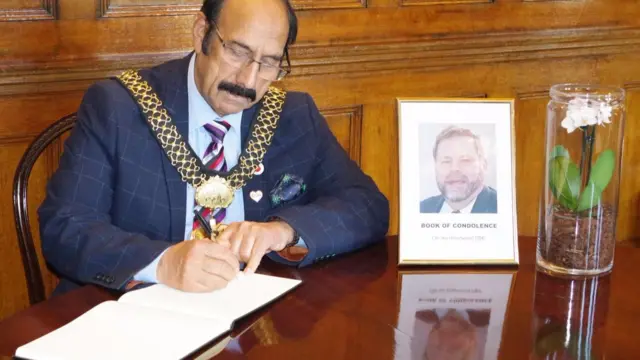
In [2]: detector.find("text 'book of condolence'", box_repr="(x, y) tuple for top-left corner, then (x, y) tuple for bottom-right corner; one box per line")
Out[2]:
(14, 273), (302, 360)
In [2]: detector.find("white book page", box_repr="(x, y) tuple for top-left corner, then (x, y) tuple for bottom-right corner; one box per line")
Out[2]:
(118, 273), (301, 323)
(15, 301), (229, 360)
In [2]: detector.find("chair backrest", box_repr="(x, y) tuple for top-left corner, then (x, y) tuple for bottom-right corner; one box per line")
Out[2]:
(12, 113), (77, 304)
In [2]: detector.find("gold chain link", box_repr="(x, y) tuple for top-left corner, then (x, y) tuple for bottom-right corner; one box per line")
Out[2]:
(116, 69), (286, 190)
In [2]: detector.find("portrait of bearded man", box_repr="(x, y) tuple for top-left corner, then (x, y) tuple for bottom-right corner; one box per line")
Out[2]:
(419, 126), (497, 214)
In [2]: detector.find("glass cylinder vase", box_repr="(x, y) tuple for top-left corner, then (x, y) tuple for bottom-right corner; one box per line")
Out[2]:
(537, 84), (625, 277)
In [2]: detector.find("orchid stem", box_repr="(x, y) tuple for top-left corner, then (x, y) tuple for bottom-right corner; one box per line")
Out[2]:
(577, 126), (596, 213)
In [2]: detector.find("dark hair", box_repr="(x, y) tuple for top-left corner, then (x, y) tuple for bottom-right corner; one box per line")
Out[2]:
(200, 0), (298, 56)
(432, 126), (485, 161)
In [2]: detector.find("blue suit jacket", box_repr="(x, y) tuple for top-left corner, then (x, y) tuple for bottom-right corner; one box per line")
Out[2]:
(38, 55), (389, 294)
(419, 186), (497, 214)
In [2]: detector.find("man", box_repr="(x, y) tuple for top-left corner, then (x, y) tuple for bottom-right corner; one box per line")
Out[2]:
(38, 0), (389, 295)
(420, 126), (497, 214)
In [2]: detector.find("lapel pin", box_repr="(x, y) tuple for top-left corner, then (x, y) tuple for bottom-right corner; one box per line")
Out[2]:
(250, 190), (263, 203)
(254, 163), (264, 175)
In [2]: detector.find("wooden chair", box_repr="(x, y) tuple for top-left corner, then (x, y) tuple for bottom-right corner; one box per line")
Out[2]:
(12, 113), (77, 305)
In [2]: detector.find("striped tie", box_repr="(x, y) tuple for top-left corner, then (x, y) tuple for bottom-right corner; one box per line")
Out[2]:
(192, 119), (231, 238)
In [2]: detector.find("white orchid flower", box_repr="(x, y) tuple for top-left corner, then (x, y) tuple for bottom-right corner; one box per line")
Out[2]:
(561, 98), (613, 133)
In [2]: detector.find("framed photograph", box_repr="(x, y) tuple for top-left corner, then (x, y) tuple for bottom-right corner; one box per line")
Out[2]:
(394, 272), (516, 360)
(397, 98), (519, 265)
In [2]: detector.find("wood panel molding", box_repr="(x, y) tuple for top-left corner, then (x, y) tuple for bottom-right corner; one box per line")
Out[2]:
(400, 0), (492, 6)
(98, 0), (366, 18)
(0, 0), (57, 21)
(291, 0), (367, 10)
(322, 105), (363, 164)
(290, 26), (640, 77)
(516, 90), (548, 100)
(97, 0), (201, 18)
(625, 81), (640, 90)
(2, 26), (640, 96)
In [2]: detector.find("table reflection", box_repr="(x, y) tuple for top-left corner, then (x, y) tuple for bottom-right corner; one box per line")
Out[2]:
(395, 272), (515, 360)
(530, 271), (610, 360)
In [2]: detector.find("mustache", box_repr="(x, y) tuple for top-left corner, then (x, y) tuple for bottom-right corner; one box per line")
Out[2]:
(218, 81), (257, 102)
(445, 175), (468, 183)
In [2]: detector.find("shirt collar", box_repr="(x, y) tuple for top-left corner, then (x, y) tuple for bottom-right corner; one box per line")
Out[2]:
(187, 53), (243, 134)
(441, 194), (478, 214)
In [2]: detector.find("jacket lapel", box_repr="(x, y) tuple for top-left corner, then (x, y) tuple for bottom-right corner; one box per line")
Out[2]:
(436, 196), (445, 212)
(471, 187), (489, 213)
(149, 54), (191, 242)
(240, 104), (267, 221)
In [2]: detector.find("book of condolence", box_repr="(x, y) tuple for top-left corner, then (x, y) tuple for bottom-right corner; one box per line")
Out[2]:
(14, 273), (302, 360)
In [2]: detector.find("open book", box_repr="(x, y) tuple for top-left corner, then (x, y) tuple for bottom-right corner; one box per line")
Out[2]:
(15, 273), (301, 360)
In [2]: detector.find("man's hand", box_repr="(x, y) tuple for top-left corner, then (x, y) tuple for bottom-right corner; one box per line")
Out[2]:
(216, 221), (295, 273)
(156, 239), (240, 292)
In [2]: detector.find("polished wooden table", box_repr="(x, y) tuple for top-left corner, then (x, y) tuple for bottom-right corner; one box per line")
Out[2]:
(1, 236), (639, 359)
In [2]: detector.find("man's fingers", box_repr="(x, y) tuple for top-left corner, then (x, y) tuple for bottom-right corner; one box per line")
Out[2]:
(203, 242), (240, 273)
(214, 237), (231, 248)
(194, 272), (228, 292)
(239, 234), (256, 262)
(215, 222), (239, 245)
(244, 242), (268, 274)
(202, 257), (237, 281)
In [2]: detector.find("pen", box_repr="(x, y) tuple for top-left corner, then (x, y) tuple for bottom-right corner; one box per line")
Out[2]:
(193, 209), (213, 239)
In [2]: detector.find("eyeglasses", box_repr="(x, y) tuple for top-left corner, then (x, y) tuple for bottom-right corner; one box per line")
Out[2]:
(211, 23), (291, 81)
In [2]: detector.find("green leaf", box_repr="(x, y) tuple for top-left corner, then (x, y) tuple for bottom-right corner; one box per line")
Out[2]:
(549, 156), (581, 210)
(547, 145), (573, 206)
(575, 150), (615, 212)
(589, 149), (615, 192)
(576, 181), (603, 212)
(550, 145), (570, 160)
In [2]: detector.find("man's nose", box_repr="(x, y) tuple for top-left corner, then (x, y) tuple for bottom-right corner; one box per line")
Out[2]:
(450, 160), (461, 171)
(235, 60), (259, 91)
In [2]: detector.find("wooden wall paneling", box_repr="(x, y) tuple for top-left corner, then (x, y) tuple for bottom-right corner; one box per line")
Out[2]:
(98, 0), (367, 18)
(0, 137), (61, 316)
(2, 2), (640, 66)
(588, 53), (640, 244)
(0, 0), (57, 21)
(400, 0), (492, 6)
(290, 0), (367, 10)
(322, 105), (363, 164)
(98, 0), (201, 18)
(0, 92), (78, 316)
(3, 25), (636, 98)
(288, 27), (640, 79)
(617, 85), (640, 243)
(0, 92), (83, 139)
(512, 91), (547, 238)
(362, 102), (399, 238)
(0, 140), (42, 316)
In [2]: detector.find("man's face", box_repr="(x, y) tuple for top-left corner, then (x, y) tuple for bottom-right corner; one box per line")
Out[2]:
(192, 0), (289, 116)
(434, 136), (485, 203)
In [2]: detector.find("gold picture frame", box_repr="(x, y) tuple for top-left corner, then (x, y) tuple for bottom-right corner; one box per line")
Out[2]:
(396, 98), (519, 265)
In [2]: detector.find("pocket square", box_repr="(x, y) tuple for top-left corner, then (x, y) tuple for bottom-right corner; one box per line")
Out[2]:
(270, 173), (306, 208)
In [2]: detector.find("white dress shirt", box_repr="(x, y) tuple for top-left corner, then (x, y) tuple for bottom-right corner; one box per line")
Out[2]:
(439, 196), (477, 214)
(134, 54), (245, 282)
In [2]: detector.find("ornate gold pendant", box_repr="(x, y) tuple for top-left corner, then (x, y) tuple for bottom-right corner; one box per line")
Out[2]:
(195, 176), (234, 209)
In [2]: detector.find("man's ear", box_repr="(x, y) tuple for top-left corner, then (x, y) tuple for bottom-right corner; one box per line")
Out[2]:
(193, 12), (208, 55)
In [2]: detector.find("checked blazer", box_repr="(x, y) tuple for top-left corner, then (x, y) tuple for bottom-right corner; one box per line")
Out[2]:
(37, 54), (390, 295)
